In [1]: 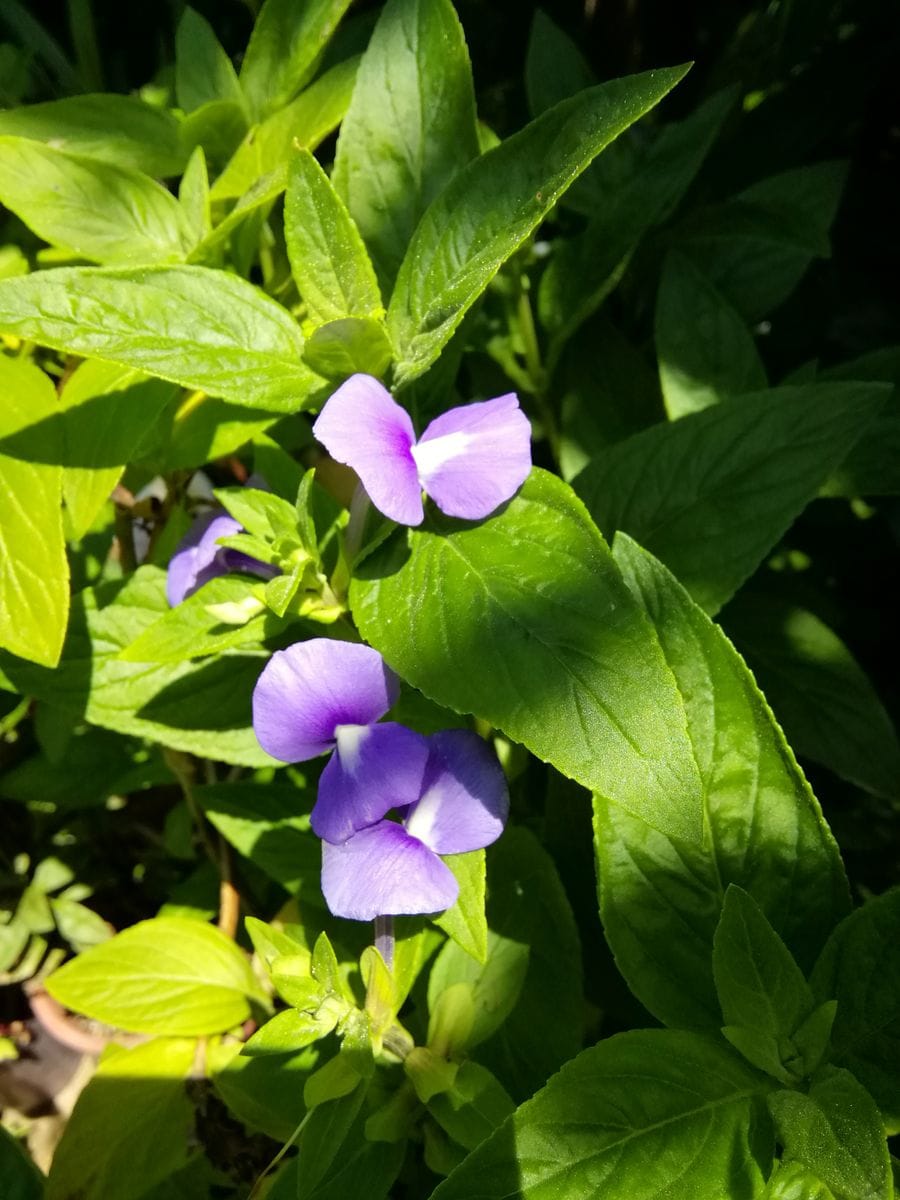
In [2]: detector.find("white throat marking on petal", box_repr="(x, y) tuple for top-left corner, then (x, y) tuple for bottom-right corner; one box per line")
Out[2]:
(410, 431), (473, 482)
(404, 783), (443, 850)
(334, 723), (371, 776)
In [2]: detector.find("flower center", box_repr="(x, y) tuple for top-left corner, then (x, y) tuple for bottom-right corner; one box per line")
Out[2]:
(410, 431), (473, 481)
(333, 723), (371, 775)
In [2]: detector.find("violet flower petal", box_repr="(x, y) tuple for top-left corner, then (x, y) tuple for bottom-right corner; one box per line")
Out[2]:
(412, 394), (532, 520)
(321, 820), (459, 920)
(404, 729), (509, 855)
(166, 512), (242, 606)
(252, 639), (399, 763)
(312, 374), (424, 526)
(311, 722), (430, 844)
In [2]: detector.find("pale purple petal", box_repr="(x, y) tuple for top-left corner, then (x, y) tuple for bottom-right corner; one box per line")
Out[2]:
(313, 374), (424, 525)
(412, 394), (532, 520)
(252, 639), (399, 763)
(311, 723), (430, 843)
(321, 820), (459, 920)
(404, 730), (509, 854)
(166, 512), (242, 605)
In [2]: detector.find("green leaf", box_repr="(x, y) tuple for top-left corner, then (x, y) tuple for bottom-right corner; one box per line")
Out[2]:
(525, 10), (594, 117)
(430, 1030), (770, 1200)
(656, 251), (767, 419)
(714, 886), (815, 1081)
(119, 574), (284, 665)
(673, 161), (847, 321)
(387, 64), (689, 387)
(244, 1005), (336, 1055)
(296, 1082), (368, 1198)
(595, 537), (849, 1030)
(769, 1068), (892, 1200)
(199, 782), (322, 898)
(810, 888), (900, 1125)
(724, 596), (900, 802)
(211, 57), (359, 201)
(765, 1162), (837, 1200)
(0, 1126), (43, 1200)
(539, 87), (735, 355)
(288, 1099), (404, 1200)
(0, 566), (276, 766)
(332, 0), (479, 292)
(434, 849), (487, 963)
(0, 137), (195, 265)
(60, 360), (180, 540)
(45, 916), (265, 1035)
(178, 146), (211, 244)
(818, 347), (900, 497)
(286, 149), (383, 326)
(428, 931), (528, 1052)
(0, 94), (187, 176)
(0, 265), (322, 412)
(351, 471), (702, 842)
(175, 7), (245, 116)
(427, 1061), (515, 1152)
(574, 383), (888, 614)
(302, 317), (393, 381)
(46, 1038), (196, 1200)
(190, 164), (287, 264)
(215, 484), (302, 544)
(239, 0), (353, 120)
(210, 1038), (322, 1142)
(0, 354), (69, 667)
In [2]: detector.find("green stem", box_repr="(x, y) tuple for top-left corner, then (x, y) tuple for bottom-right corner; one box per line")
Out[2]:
(517, 284), (561, 467)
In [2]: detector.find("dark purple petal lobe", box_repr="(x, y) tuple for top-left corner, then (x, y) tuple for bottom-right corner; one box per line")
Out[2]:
(321, 821), (459, 920)
(404, 729), (509, 854)
(313, 374), (424, 525)
(166, 512), (242, 605)
(311, 722), (430, 843)
(252, 639), (399, 763)
(413, 394), (532, 520)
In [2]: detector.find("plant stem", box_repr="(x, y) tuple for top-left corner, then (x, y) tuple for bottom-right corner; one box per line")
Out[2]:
(374, 915), (394, 969)
(516, 283), (561, 467)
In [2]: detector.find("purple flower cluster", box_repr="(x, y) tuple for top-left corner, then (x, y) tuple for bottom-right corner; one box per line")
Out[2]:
(252, 639), (508, 921)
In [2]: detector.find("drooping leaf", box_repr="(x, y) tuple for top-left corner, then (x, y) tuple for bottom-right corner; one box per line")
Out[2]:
(656, 251), (767, 419)
(351, 471), (703, 842)
(285, 149), (383, 326)
(430, 1030), (771, 1200)
(388, 64), (690, 386)
(724, 595), (900, 801)
(574, 382), (888, 614)
(0, 265), (321, 412)
(0, 137), (196, 265)
(45, 917), (266, 1035)
(768, 1068), (892, 1200)
(332, 0), (479, 291)
(810, 888), (900, 1125)
(46, 1038), (196, 1200)
(239, 0), (354, 120)
(0, 354), (69, 667)
(595, 536), (849, 1030)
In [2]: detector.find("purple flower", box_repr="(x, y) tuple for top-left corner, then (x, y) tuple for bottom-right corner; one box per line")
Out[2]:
(166, 510), (276, 607)
(321, 730), (508, 920)
(312, 374), (532, 526)
(252, 639), (431, 844)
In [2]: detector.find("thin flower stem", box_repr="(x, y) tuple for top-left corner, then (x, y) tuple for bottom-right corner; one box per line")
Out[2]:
(247, 1109), (312, 1200)
(344, 483), (371, 565)
(374, 915), (394, 969)
(517, 283), (561, 468)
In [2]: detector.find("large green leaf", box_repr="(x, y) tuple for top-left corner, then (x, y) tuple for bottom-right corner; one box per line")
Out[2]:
(388, 65), (689, 387)
(239, 0), (354, 120)
(656, 251), (767, 419)
(430, 1030), (770, 1199)
(0, 566), (276, 766)
(210, 1038), (322, 1142)
(574, 383), (888, 614)
(332, 0), (479, 291)
(45, 917), (266, 1035)
(539, 87), (734, 356)
(768, 1068), (892, 1200)
(810, 889), (900, 1125)
(0, 137), (195, 265)
(0, 354), (69, 667)
(351, 470), (702, 842)
(0, 1127), (43, 1200)
(210, 57), (358, 201)
(724, 595), (900, 801)
(175, 7), (245, 116)
(0, 265), (321, 412)
(60, 360), (180, 539)
(285, 150), (383, 326)
(0, 94), (187, 176)
(595, 537), (849, 1029)
(46, 1038), (196, 1200)
(818, 347), (900, 497)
